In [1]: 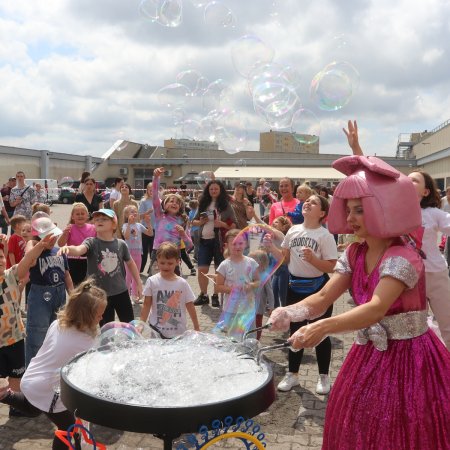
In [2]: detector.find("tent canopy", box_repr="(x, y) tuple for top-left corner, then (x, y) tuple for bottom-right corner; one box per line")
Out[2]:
(214, 166), (346, 182)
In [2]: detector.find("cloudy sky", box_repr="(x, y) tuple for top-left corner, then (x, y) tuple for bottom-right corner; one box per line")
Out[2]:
(1, 0), (450, 158)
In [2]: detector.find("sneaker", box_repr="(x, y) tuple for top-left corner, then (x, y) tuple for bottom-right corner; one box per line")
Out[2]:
(316, 374), (331, 395)
(277, 372), (300, 392)
(193, 293), (209, 306)
(190, 268), (196, 276)
(211, 294), (220, 308)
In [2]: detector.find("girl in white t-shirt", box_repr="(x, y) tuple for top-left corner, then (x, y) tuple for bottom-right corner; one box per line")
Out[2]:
(408, 170), (450, 349)
(0, 279), (107, 450)
(265, 195), (338, 394)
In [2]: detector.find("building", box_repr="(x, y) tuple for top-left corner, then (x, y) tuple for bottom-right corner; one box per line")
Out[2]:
(0, 145), (102, 184)
(260, 130), (319, 153)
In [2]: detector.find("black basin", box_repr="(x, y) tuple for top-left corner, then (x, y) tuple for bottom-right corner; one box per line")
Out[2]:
(60, 350), (275, 436)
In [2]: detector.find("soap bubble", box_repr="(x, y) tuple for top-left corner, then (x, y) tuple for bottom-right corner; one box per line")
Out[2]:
(96, 322), (143, 348)
(202, 78), (231, 111)
(157, 83), (189, 108)
(180, 119), (201, 140)
(189, 0), (208, 7)
(156, 0), (182, 27)
(291, 108), (320, 145)
(310, 61), (359, 111)
(195, 171), (214, 188)
(176, 69), (202, 93)
(193, 76), (210, 96)
(204, 1), (236, 28)
(213, 223), (285, 340)
(139, 0), (159, 22)
(231, 35), (275, 78)
(129, 320), (159, 339)
(172, 107), (186, 125)
(215, 109), (247, 154)
(59, 176), (74, 186)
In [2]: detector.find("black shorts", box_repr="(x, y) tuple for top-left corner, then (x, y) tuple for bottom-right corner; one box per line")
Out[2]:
(0, 339), (26, 378)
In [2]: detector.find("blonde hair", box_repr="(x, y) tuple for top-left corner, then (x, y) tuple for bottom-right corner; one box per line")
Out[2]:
(57, 278), (107, 337)
(70, 202), (89, 224)
(297, 183), (313, 197)
(123, 204), (138, 223)
(248, 249), (270, 272)
(32, 203), (51, 215)
(156, 242), (180, 260)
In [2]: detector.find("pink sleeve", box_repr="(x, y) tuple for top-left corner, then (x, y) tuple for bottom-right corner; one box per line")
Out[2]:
(269, 203), (278, 225)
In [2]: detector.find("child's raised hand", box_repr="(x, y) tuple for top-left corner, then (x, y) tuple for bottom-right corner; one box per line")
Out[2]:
(0, 234), (8, 247)
(154, 167), (165, 178)
(41, 234), (58, 250)
(58, 245), (70, 256)
(63, 224), (72, 235)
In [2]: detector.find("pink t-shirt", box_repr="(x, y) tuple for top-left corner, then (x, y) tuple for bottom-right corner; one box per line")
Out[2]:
(67, 224), (96, 258)
(269, 198), (300, 225)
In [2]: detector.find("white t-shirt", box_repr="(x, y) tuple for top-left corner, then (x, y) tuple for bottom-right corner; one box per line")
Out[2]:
(216, 256), (259, 314)
(143, 273), (195, 338)
(20, 321), (94, 413)
(109, 188), (121, 205)
(201, 201), (216, 239)
(281, 224), (338, 278)
(421, 207), (450, 272)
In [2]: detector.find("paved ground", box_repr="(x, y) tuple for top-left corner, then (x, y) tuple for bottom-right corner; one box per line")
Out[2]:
(0, 204), (356, 449)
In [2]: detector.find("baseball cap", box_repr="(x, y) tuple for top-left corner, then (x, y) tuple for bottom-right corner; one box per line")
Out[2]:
(92, 209), (116, 219)
(31, 212), (62, 239)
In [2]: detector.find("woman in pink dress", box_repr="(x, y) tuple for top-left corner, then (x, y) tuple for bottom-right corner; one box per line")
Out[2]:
(268, 153), (450, 449)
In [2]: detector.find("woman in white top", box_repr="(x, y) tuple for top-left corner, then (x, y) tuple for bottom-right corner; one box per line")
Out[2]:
(0, 279), (107, 450)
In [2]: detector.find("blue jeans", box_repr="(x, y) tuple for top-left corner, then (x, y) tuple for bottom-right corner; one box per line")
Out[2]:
(25, 284), (66, 367)
(272, 264), (289, 308)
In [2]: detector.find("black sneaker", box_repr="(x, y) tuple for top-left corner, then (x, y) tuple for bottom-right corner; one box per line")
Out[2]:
(211, 294), (220, 308)
(9, 407), (34, 418)
(193, 293), (209, 306)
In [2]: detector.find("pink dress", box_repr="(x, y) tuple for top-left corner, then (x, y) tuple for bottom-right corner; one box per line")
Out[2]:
(323, 242), (450, 450)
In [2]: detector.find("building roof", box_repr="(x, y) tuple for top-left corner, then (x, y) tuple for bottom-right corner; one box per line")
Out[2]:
(213, 166), (346, 181)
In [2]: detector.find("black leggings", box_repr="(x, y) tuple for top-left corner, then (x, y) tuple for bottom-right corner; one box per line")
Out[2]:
(2, 391), (80, 450)
(180, 248), (194, 270)
(140, 234), (154, 272)
(100, 290), (134, 326)
(287, 275), (333, 374)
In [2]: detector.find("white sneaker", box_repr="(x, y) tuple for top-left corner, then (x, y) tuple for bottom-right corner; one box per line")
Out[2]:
(316, 374), (331, 395)
(277, 372), (300, 392)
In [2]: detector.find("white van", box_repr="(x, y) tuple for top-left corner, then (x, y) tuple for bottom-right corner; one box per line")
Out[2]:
(26, 179), (60, 202)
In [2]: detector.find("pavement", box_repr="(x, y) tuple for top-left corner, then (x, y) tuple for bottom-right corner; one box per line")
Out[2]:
(0, 204), (356, 450)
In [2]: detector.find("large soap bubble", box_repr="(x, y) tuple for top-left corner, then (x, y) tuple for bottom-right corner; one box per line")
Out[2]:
(195, 171), (215, 188)
(231, 35), (275, 78)
(176, 69), (202, 93)
(204, 1), (236, 28)
(157, 0), (183, 27)
(31, 212), (62, 239)
(95, 322), (143, 348)
(214, 109), (247, 154)
(291, 108), (320, 145)
(158, 83), (189, 108)
(310, 61), (359, 111)
(139, 0), (159, 22)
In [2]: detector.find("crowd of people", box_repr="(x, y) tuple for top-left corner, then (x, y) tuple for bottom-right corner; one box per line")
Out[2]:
(0, 121), (450, 449)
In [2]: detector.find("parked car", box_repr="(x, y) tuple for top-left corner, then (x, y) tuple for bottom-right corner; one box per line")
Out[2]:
(58, 187), (76, 204)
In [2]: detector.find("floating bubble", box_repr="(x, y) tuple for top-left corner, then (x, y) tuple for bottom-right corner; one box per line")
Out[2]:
(139, 0), (159, 22)
(157, 83), (189, 108)
(180, 119), (201, 140)
(129, 320), (159, 339)
(204, 1), (236, 28)
(156, 0), (183, 27)
(193, 76), (210, 96)
(96, 322), (143, 348)
(195, 171), (214, 188)
(212, 223), (285, 340)
(176, 69), (202, 93)
(291, 108), (320, 145)
(310, 61), (359, 111)
(59, 176), (74, 186)
(215, 109), (247, 154)
(172, 107), (186, 125)
(231, 35), (275, 78)
(202, 78), (230, 111)
(189, 0), (208, 7)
